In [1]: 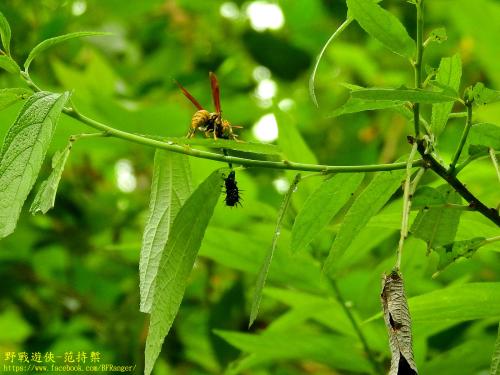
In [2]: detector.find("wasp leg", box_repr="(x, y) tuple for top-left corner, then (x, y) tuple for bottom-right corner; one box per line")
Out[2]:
(186, 127), (196, 138)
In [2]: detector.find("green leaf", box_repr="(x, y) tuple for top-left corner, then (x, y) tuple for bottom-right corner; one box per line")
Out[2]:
(323, 168), (406, 276)
(29, 143), (72, 215)
(0, 91), (70, 238)
(0, 11), (12, 56)
(467, 123), (500, 155)
(466, 82), (500, 106)
(0, 55), (20, 74)
(139, 151), (192, 313)
(411, 185), (463, 250)
(291, 173), (364, 253)
(346, 0), (415, 58)
(410, 282), (500, 322)
(0, 307), (32, 344)
(422, 338), (496, 375)
(249, 174), (301, 328)
(431, 54), (462, 136)
(163, 136), (281, 156)
(491, 323), (500, 375)
(412, 186), (447, 209)
(428, 27), (448, 44)
(0, 88), (32, 111)
(433, 237), (487, 276)
(264, 287), (385, 352)
(24, 32), (111, 71)
(351, 87), (459, 103)
(144, 169), (222, 375)
(328, 97), (405, 117)
(274, 110), (317, 164)
(214, 330), (373, 373)
(200, 226), (323, 292)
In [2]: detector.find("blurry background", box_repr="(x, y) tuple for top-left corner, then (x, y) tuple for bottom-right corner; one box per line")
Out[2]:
(0, 0), (499, 374)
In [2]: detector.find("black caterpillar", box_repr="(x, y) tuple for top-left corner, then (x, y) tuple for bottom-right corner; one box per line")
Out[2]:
(223, 170), (242, 207)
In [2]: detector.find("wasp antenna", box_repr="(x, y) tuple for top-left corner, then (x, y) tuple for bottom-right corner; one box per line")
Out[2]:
(174, 78), (204, 110)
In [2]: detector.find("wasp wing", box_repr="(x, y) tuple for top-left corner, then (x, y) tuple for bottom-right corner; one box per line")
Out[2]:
(174, 79), (204, 110)
(209, 72), (221, 114)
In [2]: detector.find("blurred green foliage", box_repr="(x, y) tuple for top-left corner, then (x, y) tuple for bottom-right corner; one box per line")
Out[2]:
(0, 0), (499, 374)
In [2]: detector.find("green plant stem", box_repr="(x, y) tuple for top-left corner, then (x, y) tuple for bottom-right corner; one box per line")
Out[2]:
(483, 235), (500, 246)
(69, 132), (109, 142)
(454, 150), (500, 175)
(310, 17), (353, 108)
(448, 111), (468, 119)
(416, 139), (500, 225)
(413, 0), (425, 138)
(62, 108), (421, 173)
(396, 143), (420, 270)
(330, 280), (384, 375)
(489, 148), (500, 183)
(21, 71), (499, 225)
(449, 103), (473, 174)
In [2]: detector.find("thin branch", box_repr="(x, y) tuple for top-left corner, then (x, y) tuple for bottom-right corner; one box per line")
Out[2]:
(448, 111), (468, 119)
(68, 109), (422, 173)
(396, 142), (420, 270)
(330, 280), (384, 375)
(454, 150), (500, 174)
(416, 139), (500, 226)
(489, 148), (500, 183)
(412, 0), (425, 138)
(309, 17), (353, 108)
(449, 103), (473, 174)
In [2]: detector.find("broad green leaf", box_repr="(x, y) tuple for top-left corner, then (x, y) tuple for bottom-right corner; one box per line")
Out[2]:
(427, 27), (448, 44)
(249, 174), (301, 328)
(422, 338), (496, 375)
(491, 323), (500, 375)
(163, 136), (281, 156)
(466, 82), (500, 106)
(0, 307), (32, 344)
(0, 88), (32, 111)
(274, 110), (317, 164)
(291, 173), (364, 253)
(0, 91), (70, 238)
(329, 97), (404, 117)
(351, 87), (458, 103)
(467, 123), (500, 156)
(144, 169), (222, 375)
(412, 186), (447, 209)
(411, 185), (463, 250)
(0, 11), (12, 56)
(29, 143), (72, 215)
(139, 151), (192, 313)
(433, 237), (487, 276)
(24, 32), (111, 71)
(346, 0), (415, 58)
(431, 54), (462, 136)
(264, 287), (386, 352)
(410, 282), (500, 322)
(323, 168), (406, 276)
(274, 109), (317, 206)
(200, 226), (323, 293)
(214, 330), (373, 373)
(0, 55), (20, 74)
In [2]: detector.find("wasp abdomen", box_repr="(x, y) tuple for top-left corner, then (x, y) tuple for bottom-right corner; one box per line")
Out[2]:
(188, 110), (211, 137)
